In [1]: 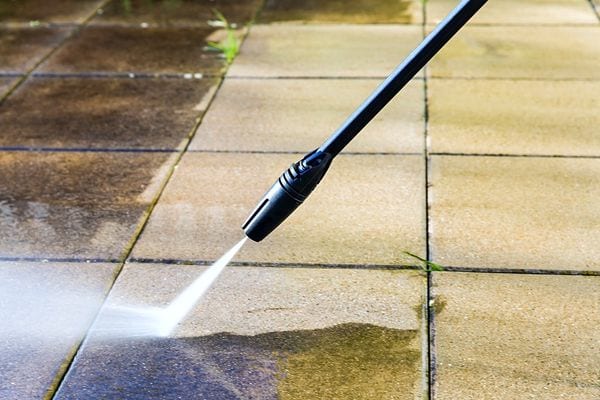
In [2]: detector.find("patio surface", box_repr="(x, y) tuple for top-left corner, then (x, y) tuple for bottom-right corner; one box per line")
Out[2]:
(1, 0), (599, 399)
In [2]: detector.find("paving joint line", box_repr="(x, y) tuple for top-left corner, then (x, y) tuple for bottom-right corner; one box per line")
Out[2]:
(30, 71), (222, 79)
(188, 149), (422, 156)
(0, 147), (179, 153)
(431, 152), (600, 159)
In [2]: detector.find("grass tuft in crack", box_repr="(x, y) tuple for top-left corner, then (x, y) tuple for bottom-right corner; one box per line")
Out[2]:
(206, 9), (240, 64)
(403, 252), (444, 272)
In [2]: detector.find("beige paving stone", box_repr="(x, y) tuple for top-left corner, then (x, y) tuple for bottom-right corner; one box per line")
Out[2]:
(428, 79), (600, 156)
(132, 152), (425, 265)
(432, 272), (600, 399)
(427, 0), (598, 25)
(57, 263), (425, 399)
(429, 156), (600, 271)
(0, 261), (117, 399)
(259, 0), (422, 24)
(228, 24), (424, 78)
(190, 78), (424, 153)
(429, 26), (600, 79)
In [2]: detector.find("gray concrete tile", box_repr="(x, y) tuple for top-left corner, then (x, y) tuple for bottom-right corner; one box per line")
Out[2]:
(428, 79), (600, 156)
(432, 272), (600, 399)
(429, 156), (600, 271)
(228, 24), (424, 78)
(132, 152), (426, 265)
(0, 0), (103, 23)
(92, 0), (262, 27)
(190, 77), (424, 153)
(0, 27), (70, 73)
(0, 77), (218, 150)
(259, 0), (422, 24)
(39, 26), (225, 75)
(429, 26), (600, 79)
(55, 263), (425, 399)
(0, 261), (117, 400)
(427, 0), (598, 25)
(0, 151), (176, 260)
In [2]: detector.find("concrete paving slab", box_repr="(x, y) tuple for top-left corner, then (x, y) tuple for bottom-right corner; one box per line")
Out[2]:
(0, 151), (176, 260)
(0, 0), (103, 24)
(427, 0), (598, 25)
(259, 0), (422, 24)
(432, 272), (600, 399)
(429, 26), (600, 79)
(428, 79), (600, 156)
(39, 26), (225, 75)
(190, 78), (424, 153)
(132, 152), (425, 265)
(0, 27), (70, 73)
(0, 76), (218, 150)
(429, 156), (600, 271)
(0, 261), (117, 400)
(92, 0), (262, 27)
(55, 263), (425, 399)
(228, 24), (424, 78)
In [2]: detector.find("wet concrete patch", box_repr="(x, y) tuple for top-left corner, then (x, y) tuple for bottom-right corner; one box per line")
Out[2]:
(0, 27), (70, 73)
(228, 24), (423, 78)
(0, 151), (175, 259)
(39, 26), (226, 75)
(55, 263), (424, 399)
(92, 0), (262, 27)
(429, 26), (600, 79)
(131, 153), (425, 265)
(56, 324), (419, 399)
(0, 76), (218, 149)
(0, 261), (117, 399)
(190, 77), (424, 153)
(0, 0), (103, 24)
(259, 0), (421, 24)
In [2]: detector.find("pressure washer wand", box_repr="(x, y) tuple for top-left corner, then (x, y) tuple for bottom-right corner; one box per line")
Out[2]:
(243, 0), (488, 242)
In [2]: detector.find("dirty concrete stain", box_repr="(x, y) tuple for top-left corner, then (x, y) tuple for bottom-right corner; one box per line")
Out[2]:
(39, 26), (225, 74)
(260, 0), (417, 24)
(0, 0), (103, 23)
(93, 0), (262, 26)
(0, 77), (218, 149)
(55, 323), (420, 399)
(0, 27), (69, 73)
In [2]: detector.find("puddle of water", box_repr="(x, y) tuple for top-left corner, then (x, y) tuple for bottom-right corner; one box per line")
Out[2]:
(96, 237), (247, 338)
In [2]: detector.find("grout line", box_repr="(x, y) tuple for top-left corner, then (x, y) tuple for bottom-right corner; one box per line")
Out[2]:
(0, 147), (179, 153)
(428, 75), (600, 82)
(430, 152), (600, 159)
(188, 149), (422, 156)
(30, 71), (221, 79)
(420, 4), (435, 397)
(2, 255), (598, 276)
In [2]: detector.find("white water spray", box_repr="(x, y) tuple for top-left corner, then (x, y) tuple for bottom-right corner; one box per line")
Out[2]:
(97, 237), (247, 338)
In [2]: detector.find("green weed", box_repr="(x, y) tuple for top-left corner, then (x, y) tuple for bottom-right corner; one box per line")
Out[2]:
(403, 251), (444, 272)
(206, 9), (240, 64)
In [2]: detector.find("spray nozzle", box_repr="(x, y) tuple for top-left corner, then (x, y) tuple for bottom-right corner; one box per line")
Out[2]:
(242, 150), (332, 242)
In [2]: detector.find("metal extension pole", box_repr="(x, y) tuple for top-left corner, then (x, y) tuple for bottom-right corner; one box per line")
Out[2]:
(318, 0), (488, 157)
